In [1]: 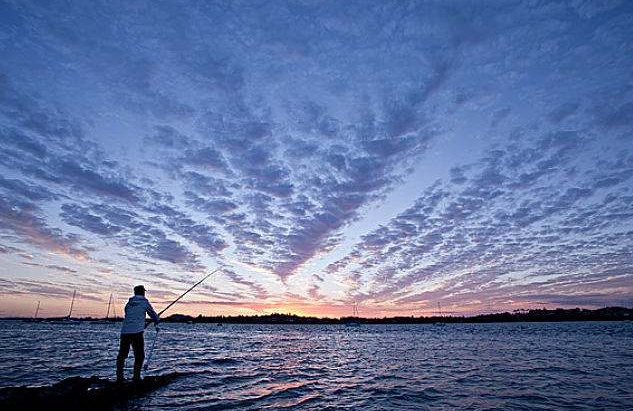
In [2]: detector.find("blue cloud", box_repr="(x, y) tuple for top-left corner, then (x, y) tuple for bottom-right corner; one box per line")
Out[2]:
(1, 0), (633, 314)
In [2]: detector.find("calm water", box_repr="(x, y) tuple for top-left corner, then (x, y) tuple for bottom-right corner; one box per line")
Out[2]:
(1, 321), (632, 410)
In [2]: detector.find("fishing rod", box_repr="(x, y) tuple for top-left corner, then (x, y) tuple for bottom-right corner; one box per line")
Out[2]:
(147, 268), (220, 327)
(144, 268), (220, 372)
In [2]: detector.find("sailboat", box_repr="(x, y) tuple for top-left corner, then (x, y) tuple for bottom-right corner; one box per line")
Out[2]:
(22, 301), (42, 322)
(51, 290), (80, 324)
(68, 289), (76, 319)
(433, 301), (446, 326)
(344, 301), (361, 327)
(90, 293), (116, 323)
(105, 293), (121, 322)
(105, 293), (112, 319)
(111, 295), (121, 321)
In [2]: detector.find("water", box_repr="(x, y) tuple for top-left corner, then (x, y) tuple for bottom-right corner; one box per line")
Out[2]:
(1, 321), (632, 410)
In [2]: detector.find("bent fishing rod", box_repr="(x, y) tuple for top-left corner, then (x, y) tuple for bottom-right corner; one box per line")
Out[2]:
(144, 268), (220, 372)
(145, 268), (220, 329)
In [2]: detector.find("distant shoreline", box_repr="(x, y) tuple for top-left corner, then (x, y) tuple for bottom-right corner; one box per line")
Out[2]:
(2, 307), (631, 324)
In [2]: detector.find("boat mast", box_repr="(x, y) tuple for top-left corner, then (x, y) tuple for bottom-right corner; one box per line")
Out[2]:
(68, 290), (76, 319)
(34, 301), (40, 318)
(105, 293), (112, 319)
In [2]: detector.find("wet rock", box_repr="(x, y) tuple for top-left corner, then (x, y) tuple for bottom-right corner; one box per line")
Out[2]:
(0, 372), (182, 410)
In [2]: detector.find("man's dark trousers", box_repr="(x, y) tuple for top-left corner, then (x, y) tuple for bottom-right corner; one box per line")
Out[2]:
(116, 332), (145, 381)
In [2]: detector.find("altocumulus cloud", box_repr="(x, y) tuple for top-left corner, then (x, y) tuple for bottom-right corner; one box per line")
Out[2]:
(0, 0), (632, 314)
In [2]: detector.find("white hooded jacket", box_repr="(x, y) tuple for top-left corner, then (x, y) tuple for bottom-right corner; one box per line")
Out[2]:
(120, 295), (159, 334)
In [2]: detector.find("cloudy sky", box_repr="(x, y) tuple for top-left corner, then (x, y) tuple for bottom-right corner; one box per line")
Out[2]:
(1, 0), (632, 318)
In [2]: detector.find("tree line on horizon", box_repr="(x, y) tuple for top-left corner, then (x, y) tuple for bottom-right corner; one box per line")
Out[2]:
(159, 306), (633, 324)
(4, 306), (632, 324)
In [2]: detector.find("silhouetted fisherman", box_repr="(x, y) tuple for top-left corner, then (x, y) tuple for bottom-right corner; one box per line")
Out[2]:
(116, 285), (159, 383)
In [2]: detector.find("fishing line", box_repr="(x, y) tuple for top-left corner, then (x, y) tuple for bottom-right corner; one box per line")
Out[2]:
(144, 328), (160, 372)
(143, 268), (220, 372)
(146, 268), (220, 329)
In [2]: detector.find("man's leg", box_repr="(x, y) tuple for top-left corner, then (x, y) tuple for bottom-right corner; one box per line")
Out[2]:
(131, 332), (145, 382)
(116, 334), (131, 382)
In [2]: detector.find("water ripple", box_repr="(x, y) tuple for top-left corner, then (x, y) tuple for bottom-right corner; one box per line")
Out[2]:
(0, 322), (632, 410)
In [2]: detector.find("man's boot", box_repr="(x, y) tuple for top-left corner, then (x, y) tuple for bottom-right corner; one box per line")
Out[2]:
(133, 358), (143, 382)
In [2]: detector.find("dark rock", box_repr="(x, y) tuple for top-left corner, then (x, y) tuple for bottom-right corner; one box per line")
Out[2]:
(0, 372), (183, 410)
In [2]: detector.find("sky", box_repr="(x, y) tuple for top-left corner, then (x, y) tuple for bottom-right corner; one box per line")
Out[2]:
(1, 0), (632, 318)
